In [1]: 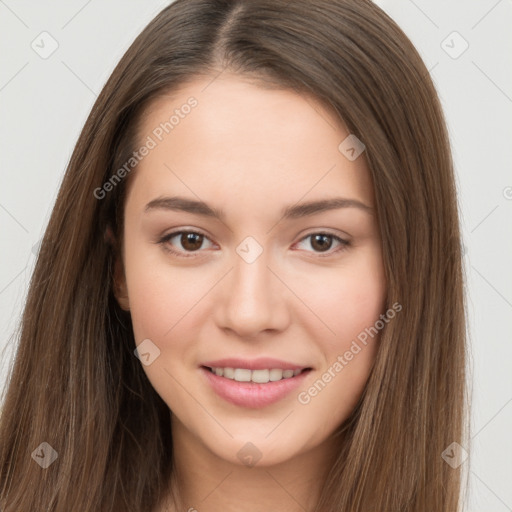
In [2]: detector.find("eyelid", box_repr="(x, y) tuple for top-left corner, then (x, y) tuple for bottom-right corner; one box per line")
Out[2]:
(158, 228), (215, 258)
(292, 230), (350, 258)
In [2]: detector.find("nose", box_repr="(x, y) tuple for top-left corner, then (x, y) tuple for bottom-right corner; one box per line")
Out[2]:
(215, 249), (290, 339)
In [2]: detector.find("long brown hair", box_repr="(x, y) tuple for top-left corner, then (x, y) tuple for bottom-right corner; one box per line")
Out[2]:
(0, 0), (470, 510)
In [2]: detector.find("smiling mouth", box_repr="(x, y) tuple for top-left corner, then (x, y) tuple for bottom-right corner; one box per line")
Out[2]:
(202, 366), (312, 384)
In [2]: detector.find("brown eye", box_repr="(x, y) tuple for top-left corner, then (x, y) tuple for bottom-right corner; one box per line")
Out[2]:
(295, 232), (350, 257)
(180, 232), (204, 251)
(310, 234), (334, 252)
(159, 230), (214, 257)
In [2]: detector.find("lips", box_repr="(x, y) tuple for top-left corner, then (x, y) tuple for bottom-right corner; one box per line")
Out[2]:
(199, 357), (313, 408)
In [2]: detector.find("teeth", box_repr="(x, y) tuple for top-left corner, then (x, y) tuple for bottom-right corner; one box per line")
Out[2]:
(251, 369), (270, 383)
(209, 367), (304, 383)
(233, 368), (251, 382)
(269, 369), (283, 381)
(223, 367), (235, 379)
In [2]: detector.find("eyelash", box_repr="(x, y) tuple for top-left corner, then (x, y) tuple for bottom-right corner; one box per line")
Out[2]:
(157, 230), (350, 259)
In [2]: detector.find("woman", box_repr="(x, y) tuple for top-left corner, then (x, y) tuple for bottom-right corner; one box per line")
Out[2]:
(0, 0), (470, 510)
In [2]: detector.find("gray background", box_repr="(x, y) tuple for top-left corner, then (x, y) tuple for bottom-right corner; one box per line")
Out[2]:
(1, 1), (511, 509)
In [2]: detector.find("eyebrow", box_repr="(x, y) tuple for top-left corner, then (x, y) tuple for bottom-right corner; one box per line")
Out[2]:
(144, 195), (374, 220)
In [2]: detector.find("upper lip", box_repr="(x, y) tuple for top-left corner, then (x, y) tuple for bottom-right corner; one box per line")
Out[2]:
(201, 357), (312, 371)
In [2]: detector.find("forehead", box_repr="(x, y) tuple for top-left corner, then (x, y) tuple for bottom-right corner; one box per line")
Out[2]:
(140, 74), (349, 154)
(129, 74), (374, 212)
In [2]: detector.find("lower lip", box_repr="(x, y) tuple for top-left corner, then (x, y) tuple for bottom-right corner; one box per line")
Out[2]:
(200, 366), (311, 409)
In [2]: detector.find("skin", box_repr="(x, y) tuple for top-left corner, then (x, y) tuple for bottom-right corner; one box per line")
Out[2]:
(114, 74), (387, 511)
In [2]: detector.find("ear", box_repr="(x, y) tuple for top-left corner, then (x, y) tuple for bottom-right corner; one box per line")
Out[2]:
(107, 226), (130, 311)
(113, 256), (130, 311)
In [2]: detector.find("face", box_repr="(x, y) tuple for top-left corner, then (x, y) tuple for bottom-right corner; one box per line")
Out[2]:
(115, 74), (387, 467)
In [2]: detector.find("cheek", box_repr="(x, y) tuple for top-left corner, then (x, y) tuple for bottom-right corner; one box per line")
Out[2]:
(123, 251), (203, 412)
(299, 247), (386, 344)
(293, 249), (386, 417)
(122, 231), (205, 343)
(126, 270), (174, 343)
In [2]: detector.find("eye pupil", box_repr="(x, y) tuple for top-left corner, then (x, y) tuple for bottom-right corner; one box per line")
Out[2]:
(181, 232), (203, 251)
(311, 234), (332, 252)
